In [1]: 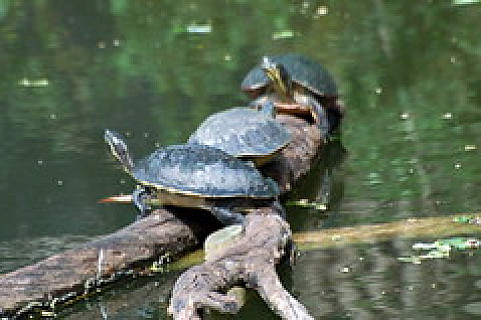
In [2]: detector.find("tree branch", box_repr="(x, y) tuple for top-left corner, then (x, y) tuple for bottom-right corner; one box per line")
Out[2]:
(169, 214), (314, 319)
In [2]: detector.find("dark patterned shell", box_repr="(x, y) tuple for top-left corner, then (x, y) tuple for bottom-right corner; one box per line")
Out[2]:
(188, 108), (290, 159)
(132, 144), (279, 198)
(241, 53), (338, 98)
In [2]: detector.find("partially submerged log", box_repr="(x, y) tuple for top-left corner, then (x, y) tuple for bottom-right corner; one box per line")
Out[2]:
(169, 213), (314, 320)
(294, 214), (481, 250)
(0, 209), (213, 317)
(0, 115), (322, 318)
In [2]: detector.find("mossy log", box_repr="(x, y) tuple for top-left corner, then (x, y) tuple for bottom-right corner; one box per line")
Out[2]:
(0, 115), (322, 318)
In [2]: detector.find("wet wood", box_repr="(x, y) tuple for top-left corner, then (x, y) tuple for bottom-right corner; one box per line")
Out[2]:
(294, 214), (481, 250)
(0, 115), (322, 318)
(0, 210), (212, 316)
(169, 213), (314, 320)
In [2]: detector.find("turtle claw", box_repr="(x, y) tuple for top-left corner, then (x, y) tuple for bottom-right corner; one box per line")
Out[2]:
(133, 187), (153, 218)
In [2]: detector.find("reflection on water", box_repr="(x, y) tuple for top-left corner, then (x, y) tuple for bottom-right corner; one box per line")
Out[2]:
(0, 235), (92, 274)
(1, 0), (481, 319)
(293, 242), (481, 319)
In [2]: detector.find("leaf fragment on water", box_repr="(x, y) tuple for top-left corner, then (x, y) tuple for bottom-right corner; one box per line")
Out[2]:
(272, 30), (295, 40)
(18, 78), (49, 88)
(399, 237), (480, 264)
(412, 242), (438, 250)
(452, 0), (480, 5)
(186, 24), (212, 34)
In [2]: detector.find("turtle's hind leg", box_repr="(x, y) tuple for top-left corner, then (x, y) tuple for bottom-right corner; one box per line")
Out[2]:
(209, 206), (245, 226)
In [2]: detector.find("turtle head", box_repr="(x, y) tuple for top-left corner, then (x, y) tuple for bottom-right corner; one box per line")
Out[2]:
(104, 129), (134, 173)
(261, 56), (293, 101)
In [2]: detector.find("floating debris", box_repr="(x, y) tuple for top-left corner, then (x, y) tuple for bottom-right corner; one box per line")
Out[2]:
(340, 266), (350, 273)
(18, 78), (49, 88)
(442, 112), (453, 120)
(186, 24), (212, 34)
(272, 30), (295, 40)
(452, 0), (480, 5)
(41, 310), (56, 317)
(464, 144), (477, 151)
(316, 6), (329, 16)
(399, 237), (481, 264)
(400, 112), (410, 120)
(412, 242), (440, 251)
(436, 237), (480, 250)
(286, 198), (328, 211)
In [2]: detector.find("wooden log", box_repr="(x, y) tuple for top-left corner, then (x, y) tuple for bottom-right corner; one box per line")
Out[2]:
(0, 209), (213, 317)
(168, 213), (314, 320)
(0, 115), (322, 317)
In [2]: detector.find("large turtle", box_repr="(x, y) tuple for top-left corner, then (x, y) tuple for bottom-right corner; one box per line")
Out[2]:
(104, 129), (282, 225)
(187, 102), (290, 166)
(241, 53), (344, 139)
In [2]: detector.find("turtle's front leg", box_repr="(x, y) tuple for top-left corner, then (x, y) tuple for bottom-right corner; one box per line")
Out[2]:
(132, 186), (153, 218)
(307, 97), (329, 143)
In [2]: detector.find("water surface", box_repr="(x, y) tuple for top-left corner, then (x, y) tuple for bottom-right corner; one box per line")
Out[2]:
(1, 1), (481, 319)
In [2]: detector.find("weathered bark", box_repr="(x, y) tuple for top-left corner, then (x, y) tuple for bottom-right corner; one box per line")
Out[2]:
(294, 214), (481, 250)
(0, 209), (213, 317)
(169, 213), (314, 320)
(0, 115), (322, 318)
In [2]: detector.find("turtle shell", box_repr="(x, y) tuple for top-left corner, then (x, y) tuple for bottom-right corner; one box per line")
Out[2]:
(132, 144), (279, 199)
(241, 53), (338, 98)
(188, 108), (290, 163)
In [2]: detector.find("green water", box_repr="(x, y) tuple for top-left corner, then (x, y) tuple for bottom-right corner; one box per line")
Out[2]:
(1, 1), (481, 318)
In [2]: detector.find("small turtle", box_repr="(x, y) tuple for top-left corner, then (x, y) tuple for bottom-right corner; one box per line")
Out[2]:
(104, 129), (282, 225)
(241, 53), (344, 139)
(187, 102), (290, 166)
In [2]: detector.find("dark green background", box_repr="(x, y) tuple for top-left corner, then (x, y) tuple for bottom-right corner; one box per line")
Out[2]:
(1, 1), (480, 318)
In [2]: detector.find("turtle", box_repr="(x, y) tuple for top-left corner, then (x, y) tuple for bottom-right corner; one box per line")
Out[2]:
(187, 102), (290, 166)
(241, 53), (344, 139)
(104, 129), (282, 225)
